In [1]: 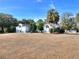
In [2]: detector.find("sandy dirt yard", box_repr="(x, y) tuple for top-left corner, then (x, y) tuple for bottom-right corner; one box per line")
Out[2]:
(0, 33), (79, 59)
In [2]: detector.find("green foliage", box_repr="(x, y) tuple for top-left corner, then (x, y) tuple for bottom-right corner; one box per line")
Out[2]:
(0, 13), (18, 33)
(0, 11), (79, 33)
(49, 28), (64, 33)
(47, 9), (59, 23)
(54, 28), (65, 33)
(7, 26), (16, 33)
(76, 13), (79, 22)
(0, 13), (13, 27)
(37, 19), (44, 32)
(49, 28), (54, 33)
(29, 20), (37, 32)
(0, 27), (4, 33)
(30, 23), (37, 33)
(61, 12), (77, 30)
(61, 18), (77, 30)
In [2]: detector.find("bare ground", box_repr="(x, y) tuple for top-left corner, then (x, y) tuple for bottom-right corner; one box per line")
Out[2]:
(0, 33), (79, 59)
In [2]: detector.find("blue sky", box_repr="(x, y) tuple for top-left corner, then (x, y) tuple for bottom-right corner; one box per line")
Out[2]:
(0, 0), (79, 21)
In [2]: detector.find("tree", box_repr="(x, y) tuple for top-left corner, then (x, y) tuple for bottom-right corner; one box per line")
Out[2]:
(47, 9), (59, 23)
(61, 12), (73, 20)
(10, 18), (18, 26)
(21, 19), (30, 24)
(61, 12), (77, 30)
(8, 18), (18, 33)
(37, 19), (44, 32)
(76, 13), (79, 22)
(0, 13), (17, 33)
(28, 19), (37, 32)
(75, 13), (79, 31)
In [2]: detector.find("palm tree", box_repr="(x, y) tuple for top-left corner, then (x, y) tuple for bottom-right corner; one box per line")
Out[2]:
(47, 9), (59, 23)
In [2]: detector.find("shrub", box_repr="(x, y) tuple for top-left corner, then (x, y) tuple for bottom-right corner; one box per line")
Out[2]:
(0, 30), (4, 33)
(59, 28), (65, 33)
(54, 28), (65, 33)
(49, 28), (54, 33)
(7, 26), (16, 33)
(30, 23), (37, 33)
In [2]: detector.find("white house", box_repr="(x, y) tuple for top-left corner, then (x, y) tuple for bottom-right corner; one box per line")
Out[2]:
(43, 23), (60, 33)
(16, 23), (30, 33)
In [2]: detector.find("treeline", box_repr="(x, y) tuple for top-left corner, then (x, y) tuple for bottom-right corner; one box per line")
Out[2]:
(0, 9), (79, 33)
(0, 13), (43, 33)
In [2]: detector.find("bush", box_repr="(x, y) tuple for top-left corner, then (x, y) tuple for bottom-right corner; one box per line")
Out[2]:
(59, 28), (65, 33)
(54, 28), (65, 33)
(37, 23), (43, 32)
(7, 26), (16, 33)
(30, 23), (37, 33)
(49, 28), (54, 33)
(0, 30), (4, 33)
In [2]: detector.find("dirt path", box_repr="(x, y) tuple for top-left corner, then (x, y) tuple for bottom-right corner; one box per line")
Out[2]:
(0, 33), (79, 59)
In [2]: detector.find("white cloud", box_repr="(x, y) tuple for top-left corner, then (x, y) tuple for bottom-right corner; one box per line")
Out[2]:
(36, 0), (42, 3)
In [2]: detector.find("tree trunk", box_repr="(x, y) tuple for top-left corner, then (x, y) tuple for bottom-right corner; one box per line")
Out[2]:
(2, 26), (4, 33)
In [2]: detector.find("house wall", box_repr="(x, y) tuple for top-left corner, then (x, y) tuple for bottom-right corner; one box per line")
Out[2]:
(43, 23), (60, 33)
(16, 25), (30, 33)
(43, 24), (51, 33)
